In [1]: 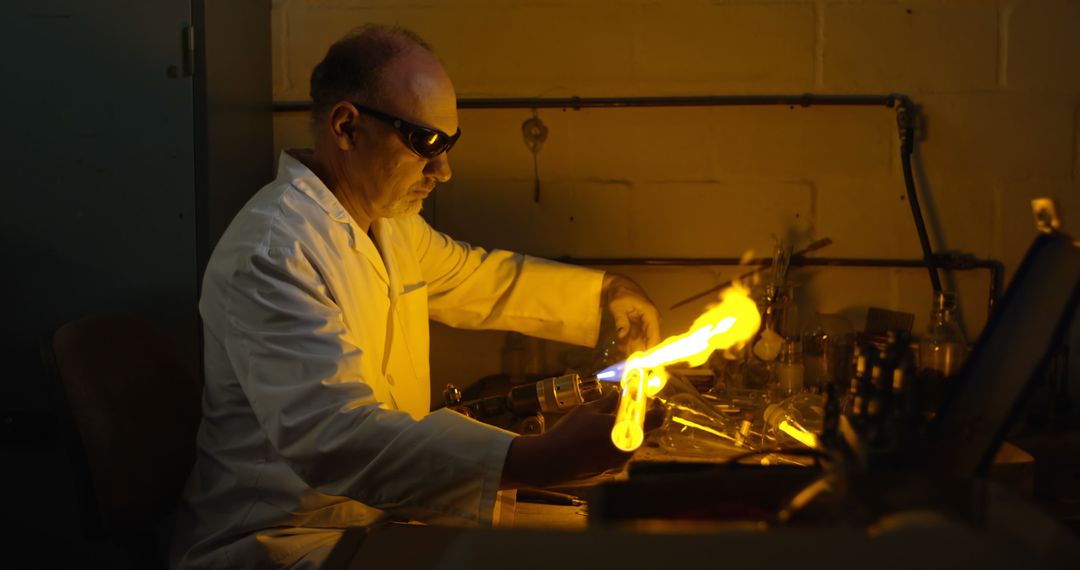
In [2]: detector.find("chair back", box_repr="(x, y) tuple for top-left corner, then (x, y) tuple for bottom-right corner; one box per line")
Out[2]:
(47, 314), (201, 549)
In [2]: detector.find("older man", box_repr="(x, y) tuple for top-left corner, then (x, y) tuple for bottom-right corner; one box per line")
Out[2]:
(171, 25), (660, 569)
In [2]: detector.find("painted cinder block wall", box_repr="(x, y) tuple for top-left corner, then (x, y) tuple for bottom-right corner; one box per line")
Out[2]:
(269, 0), (1080, 401)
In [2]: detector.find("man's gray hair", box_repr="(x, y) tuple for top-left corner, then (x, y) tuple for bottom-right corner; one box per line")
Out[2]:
(309, 24), (433, 122)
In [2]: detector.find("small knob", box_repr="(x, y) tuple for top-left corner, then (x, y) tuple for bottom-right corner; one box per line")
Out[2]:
(443, 384), (463, 406)
(518, 413), (546, 435)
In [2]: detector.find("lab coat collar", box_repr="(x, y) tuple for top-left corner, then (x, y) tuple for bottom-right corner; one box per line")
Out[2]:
(277, 150), (352, 225)
(278, 150), (389, 283)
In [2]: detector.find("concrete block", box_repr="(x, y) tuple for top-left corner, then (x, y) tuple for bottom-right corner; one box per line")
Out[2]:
(915, 93), (1074, 184)
(491, 104), (894, 183)
(432, 178), (635, 258)
(813, 177), (925, 259)
(914, 177), (997, 259)
(634, 1), (816, 92)
(433, 178), (814, 260)
(797, 267), (906, 331)
(627, 180), (815, 259)
(450, 4), (637, 97)
(284, 3), (638, 98)
(1006, 0), (1080, 92)
(701, 105), (893, 181)
(537, 106), (719, 183)
(824, 1), (998, 91)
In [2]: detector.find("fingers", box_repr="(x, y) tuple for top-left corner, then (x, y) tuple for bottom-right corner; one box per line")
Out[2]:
(623, 319), (643, 354)
(623, 311), (659, 354)
(602, 274), (662, 352)
(634, 301), (661, 349)
(585, 389), (621, 414)
(643, 311), (662, 348)
(613, 311), (631, 343)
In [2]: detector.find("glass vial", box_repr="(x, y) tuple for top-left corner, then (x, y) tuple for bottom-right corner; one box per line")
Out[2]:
(775, 338), (805, 397)
(801, 312), (855, 393)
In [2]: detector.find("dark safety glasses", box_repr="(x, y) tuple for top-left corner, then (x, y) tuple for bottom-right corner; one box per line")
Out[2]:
(351, 102), (460, 159)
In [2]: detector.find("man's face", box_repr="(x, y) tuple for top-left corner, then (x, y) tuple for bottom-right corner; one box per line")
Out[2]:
(345, 49), (458, 221)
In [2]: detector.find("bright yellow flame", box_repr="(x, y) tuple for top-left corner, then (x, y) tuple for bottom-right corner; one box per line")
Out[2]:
(645, 373), (666, 398)
(611, 286), (761, 451)
(778, 420), (819, 449)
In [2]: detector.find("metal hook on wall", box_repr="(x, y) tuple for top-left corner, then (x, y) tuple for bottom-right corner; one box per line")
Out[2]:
(522, 110), (549, 203)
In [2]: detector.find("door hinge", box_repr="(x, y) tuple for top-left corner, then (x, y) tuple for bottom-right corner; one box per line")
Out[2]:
(182, 25), (196, 77)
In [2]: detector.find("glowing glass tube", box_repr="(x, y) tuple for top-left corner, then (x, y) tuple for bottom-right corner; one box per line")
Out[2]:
(608, 286), (761, 452)
(611, 367), (648, 451)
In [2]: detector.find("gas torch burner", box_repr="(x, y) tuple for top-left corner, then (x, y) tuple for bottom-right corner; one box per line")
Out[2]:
(444, 373), (607, 434)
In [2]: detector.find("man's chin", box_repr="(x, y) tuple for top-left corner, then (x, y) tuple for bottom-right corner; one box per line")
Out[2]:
(388, 201), (424, 219)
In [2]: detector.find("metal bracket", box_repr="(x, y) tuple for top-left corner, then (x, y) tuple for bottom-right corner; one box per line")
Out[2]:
(1032, 198), (1062, 234)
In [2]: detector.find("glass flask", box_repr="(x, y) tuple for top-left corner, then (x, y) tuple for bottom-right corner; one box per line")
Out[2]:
(739, 285), (778, 390)
(654, 375), (751, 458)
(741, 284), (798, 391)
(762, 392), (825, 450)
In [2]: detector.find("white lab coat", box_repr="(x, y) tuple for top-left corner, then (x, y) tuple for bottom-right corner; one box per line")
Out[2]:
(170, 152), (604, 569)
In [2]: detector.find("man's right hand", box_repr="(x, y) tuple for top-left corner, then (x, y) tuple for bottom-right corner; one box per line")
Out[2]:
(500, 391), (662, 489)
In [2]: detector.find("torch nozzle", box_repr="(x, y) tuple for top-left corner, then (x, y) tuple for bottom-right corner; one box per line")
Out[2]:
(595, 360), (626, 383)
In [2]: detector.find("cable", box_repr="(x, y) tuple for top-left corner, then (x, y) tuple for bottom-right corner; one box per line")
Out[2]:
(897, 101), (943, 293)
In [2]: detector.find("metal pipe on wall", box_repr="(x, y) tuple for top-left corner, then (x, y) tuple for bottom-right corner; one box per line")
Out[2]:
(272, 94), (906, 112)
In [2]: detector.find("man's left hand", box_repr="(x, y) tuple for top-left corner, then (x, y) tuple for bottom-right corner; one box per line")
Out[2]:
(602, 274), (661, 355)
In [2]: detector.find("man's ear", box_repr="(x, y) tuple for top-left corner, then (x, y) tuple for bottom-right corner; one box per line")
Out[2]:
(328, 102), (360, 151)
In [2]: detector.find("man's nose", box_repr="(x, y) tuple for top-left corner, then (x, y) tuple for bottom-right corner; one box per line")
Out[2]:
(424, 153), (452, 183)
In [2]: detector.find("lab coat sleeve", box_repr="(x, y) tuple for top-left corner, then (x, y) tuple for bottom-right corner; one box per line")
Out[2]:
(404, 215), (605, 347)
(221, 244), (514, 525)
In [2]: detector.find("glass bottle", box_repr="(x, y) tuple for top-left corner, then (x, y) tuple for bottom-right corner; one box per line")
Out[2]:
(801, 312), (855, 393)
(842, 347), (868, 428)
(917, 291), (968, 415)
(773, 284), (800, 340)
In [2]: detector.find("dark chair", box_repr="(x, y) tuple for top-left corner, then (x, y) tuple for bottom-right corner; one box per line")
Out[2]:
(43, 314), (202, 569)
